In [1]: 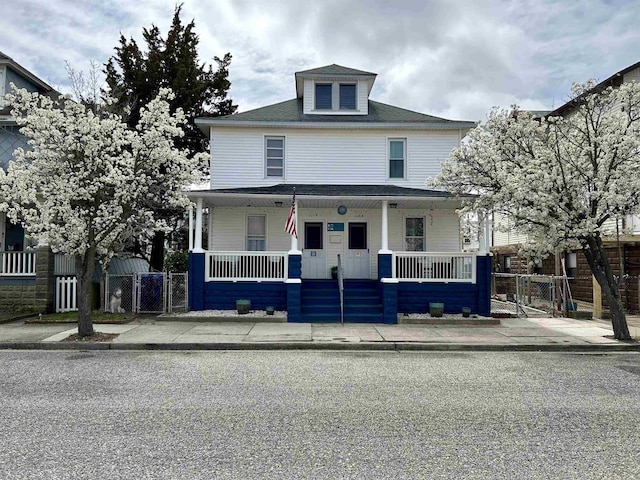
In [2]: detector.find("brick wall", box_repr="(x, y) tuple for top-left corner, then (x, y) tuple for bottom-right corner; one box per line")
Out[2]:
(0, 246), (55, 313)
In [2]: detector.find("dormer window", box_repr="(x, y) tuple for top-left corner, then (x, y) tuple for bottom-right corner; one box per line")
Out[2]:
(315, 84), (332, 110)
(339, 84), (356, 109)
(314, 82), (358, 111)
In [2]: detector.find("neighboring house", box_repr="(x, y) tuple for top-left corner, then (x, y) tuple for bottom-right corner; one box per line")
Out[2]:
(188, 64), (491, 322)
(0, 52), (61, 312)
(492, 61), (640, 313)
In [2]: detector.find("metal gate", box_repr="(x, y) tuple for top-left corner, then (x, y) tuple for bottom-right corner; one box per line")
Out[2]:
(492, 273), (567, 317)
(105, 272), (188, 314)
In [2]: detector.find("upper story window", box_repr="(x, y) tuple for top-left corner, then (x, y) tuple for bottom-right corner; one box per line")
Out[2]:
(389, 138), (406, 179)
(265, 136), (284, 178)
(339, 84), (356, 110)
(315, 84), (332, 110)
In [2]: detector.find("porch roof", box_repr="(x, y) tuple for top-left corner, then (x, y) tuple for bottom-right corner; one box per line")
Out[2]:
(187, 184), (471, 209)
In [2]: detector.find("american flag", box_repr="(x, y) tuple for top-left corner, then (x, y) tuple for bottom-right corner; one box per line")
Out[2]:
(284, 190), (297, 239)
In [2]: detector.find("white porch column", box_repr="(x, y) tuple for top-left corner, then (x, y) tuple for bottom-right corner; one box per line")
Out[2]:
(379, 200), (391, 254)
(478, 215), (487, 254)
(485, 214), (493, 252)
(289, 198), (301, 254)
(194, 197), (204, 252)
(188, 205), (194, 251)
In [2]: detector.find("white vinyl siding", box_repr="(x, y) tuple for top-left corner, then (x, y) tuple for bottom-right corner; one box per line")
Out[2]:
(210, 127), (460, 189)
(492, 213), (529, 247)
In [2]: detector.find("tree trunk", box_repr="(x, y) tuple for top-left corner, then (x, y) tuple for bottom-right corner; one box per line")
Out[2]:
(583, 235), (631, 340)
(150, 231), (165, 272)
(76, 248), (96, 337)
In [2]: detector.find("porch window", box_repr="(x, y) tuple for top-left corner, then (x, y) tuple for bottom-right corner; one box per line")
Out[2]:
(389, 139), (406, 179)
(405, 217), (425, 251)
(315, 83), (332, 110)
(265, 137), (284, 177)
(246, 215), (266, 251)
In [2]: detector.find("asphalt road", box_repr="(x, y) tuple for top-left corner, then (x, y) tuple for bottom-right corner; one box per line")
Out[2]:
(1, 350), (639, 479)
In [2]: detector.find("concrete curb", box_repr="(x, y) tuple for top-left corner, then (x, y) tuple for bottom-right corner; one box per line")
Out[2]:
(0, 341), (638, 352)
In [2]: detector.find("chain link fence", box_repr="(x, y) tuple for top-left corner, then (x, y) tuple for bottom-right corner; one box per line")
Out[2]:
(168, 273), (188, 313)
(104, 272), (188, 314)
(492, 273), (567, 317)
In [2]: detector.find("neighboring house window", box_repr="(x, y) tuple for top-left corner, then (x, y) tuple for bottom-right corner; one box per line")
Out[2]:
(339, 84), (356, 110)
(566, 252), (577, 278)
(389, 139), (406, 179)
(315, 83), (333, 110)
(247, 215), (266, 251)
(504, 255), (511, 273)
(265, 136), (284, 177)
(405, 217), (425, 251)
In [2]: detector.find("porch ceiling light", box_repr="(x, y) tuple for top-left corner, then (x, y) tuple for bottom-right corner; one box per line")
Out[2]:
(389, 203), (398, 209)
(275, 201), (283, 207)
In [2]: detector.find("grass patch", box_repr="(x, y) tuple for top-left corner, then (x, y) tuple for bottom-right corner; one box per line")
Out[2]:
(26, 311), (134, 324)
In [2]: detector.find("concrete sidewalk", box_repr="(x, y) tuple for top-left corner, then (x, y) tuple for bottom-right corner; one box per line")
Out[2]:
(0, 315), (638, 351)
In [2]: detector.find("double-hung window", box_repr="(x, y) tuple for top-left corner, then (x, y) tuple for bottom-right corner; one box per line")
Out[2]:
(265, 136), (284, 177)
(247, 215), (266, 251)
(389, 138), (406, 179)
(339, 84), (356, 110)
(315, 84), (332, 110)
(405, 217), (425, 251)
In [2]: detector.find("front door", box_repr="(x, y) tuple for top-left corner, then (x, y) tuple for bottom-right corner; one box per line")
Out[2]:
(302, 222), (326, 278)
(345, 222), (369, 278)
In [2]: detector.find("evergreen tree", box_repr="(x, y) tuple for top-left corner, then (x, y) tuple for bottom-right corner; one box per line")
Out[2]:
(104, 5), (236, 270)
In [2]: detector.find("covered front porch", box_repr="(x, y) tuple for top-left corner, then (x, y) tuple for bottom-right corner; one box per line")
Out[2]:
(186, 184), (492, 322)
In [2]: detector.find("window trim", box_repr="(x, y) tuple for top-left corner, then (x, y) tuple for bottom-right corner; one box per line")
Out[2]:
(388, 137), (407, 180)
(339, 83), (357, 110)
(314, 83), (333, 110)
(264, 135), (285, 178)
(404, 216), (426, 252)
(246, 213), (267, 251)
(313, 81), (359, 112)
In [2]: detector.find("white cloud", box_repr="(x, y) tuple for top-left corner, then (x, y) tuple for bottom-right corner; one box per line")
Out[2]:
(1, 0), (639, 120)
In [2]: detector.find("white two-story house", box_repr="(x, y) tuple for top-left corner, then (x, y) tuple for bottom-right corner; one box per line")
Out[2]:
(188, 64), (491, 322)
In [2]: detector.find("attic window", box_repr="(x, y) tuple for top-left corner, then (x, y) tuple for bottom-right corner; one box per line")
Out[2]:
(315, 84), (332, 110)
(339, 84), (356, 109)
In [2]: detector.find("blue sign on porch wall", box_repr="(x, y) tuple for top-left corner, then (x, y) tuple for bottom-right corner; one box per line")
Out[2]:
(327, 223), (344, 231)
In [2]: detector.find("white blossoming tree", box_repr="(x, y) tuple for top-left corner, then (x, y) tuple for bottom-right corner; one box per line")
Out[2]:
(1, 86), (207, 337)
(435, 80), (640, 341)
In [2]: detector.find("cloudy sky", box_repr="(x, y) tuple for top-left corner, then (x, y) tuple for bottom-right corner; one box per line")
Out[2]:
(2, 0), (639, 121)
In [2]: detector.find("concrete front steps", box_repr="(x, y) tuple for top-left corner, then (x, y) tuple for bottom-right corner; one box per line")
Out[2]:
(299, 279), (384, 323)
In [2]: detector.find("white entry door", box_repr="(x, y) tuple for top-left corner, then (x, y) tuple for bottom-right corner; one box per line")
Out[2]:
(345, 222), (370, 278)
(302, 222), (326, 278)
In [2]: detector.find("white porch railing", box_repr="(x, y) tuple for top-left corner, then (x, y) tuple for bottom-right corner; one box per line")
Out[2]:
(0, 251), (36, 276)
(206, 251), (288, 281)
(56, 276), (78, 312)
(393, 252), (476, 283)
(54, 254), (76, 276)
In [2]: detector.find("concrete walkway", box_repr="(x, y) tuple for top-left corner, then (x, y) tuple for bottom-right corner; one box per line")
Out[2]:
(0, 315), (638, 351)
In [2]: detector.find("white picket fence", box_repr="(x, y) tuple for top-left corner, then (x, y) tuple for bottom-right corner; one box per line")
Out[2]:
(55, 276), (78, 312)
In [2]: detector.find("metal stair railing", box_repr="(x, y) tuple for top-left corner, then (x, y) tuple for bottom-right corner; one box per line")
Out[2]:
(337, 254), (344, 325)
